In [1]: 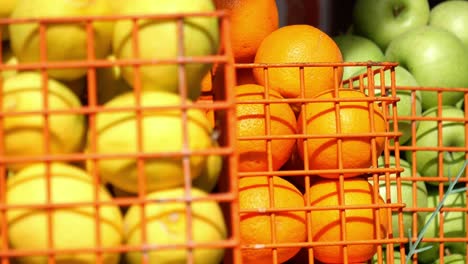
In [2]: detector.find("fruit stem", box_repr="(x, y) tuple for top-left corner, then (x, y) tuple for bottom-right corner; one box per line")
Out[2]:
(392, 4), (405, 17)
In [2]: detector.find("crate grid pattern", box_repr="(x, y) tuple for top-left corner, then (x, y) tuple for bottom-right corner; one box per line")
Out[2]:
(0, 10), (241, 264)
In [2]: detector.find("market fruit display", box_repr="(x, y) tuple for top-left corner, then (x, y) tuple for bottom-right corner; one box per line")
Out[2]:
(2, 0), (468, 263)
(214, 0), (279, 63)
(6, 162), (123, 264)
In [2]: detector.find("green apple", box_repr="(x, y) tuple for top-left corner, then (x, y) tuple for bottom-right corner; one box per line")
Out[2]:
(405, 106), (466, 186)
(434, 254), (466, 264)
(429, 0), (468, 50)
(416, 190), (466, 263)
(372, 250), (402, 264)
(372, 156), (428, 242)
(352, 0), (430, 50)
(112, 0), (220, 101)
(350, 65), (422, 145)
(385, 25), (468, 111)
(9, 0), (114, 81)
(333, 34), (385, 81)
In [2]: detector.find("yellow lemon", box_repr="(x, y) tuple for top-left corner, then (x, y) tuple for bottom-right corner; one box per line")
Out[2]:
(192, 141), (223, 193)
(112, 0), (220, 101)
(86, 90), (213, 193)
(2, 72), (86, 171)
(8, 0), (114, 81)
(124, 187), (227, 264)
(6, 162), (124, 264)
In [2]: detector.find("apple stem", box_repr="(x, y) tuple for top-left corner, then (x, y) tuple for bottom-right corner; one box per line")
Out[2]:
(392, 4), (405, 17)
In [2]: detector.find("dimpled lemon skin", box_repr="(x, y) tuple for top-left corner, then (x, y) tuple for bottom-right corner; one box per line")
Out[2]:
(2, 72), (85, 172)
(87, 90), (213, 194)
(6, 162), (124, 264)
(124, 187), (227, 264)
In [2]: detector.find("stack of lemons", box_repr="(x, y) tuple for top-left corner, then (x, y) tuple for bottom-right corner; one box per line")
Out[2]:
(1, 1), (227, 263)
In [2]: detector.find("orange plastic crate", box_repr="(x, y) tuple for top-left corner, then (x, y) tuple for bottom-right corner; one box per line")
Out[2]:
(0, 9), (240, 264)
(217, 62), (405, 264)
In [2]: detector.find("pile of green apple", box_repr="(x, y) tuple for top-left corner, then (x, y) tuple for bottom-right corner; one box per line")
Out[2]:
(335, 0), (468, 263)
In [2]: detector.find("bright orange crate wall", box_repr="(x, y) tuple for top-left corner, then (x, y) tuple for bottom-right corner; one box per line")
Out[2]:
(0, 10), (240, 264)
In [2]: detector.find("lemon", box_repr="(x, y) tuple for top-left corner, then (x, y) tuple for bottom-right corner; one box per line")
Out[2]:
(86, 90), (213, 193)
(6, 162), (124, 264)
(112, 0), (220, 101)
(2, 72), (86, 171)
(95, 55), (132, 105)
(124, 187), (227, 264)
(8, 0), (114, 81)
(192, 141), (223, 193)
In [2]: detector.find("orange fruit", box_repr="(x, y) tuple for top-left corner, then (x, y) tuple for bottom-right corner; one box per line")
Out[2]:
(236, 84), (297, 172)
(306, 178), (389, 263)
(214, 0), (279, 63)
(297, 89), (387, 178)
(239, 176), (307, 264)
(253, 25), (343, 101)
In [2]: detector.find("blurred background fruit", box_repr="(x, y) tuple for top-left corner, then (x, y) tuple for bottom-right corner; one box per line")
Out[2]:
(214, 0), (279, 63)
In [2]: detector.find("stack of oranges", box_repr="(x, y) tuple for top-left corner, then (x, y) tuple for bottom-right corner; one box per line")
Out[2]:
(203, 1), (398, 263)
